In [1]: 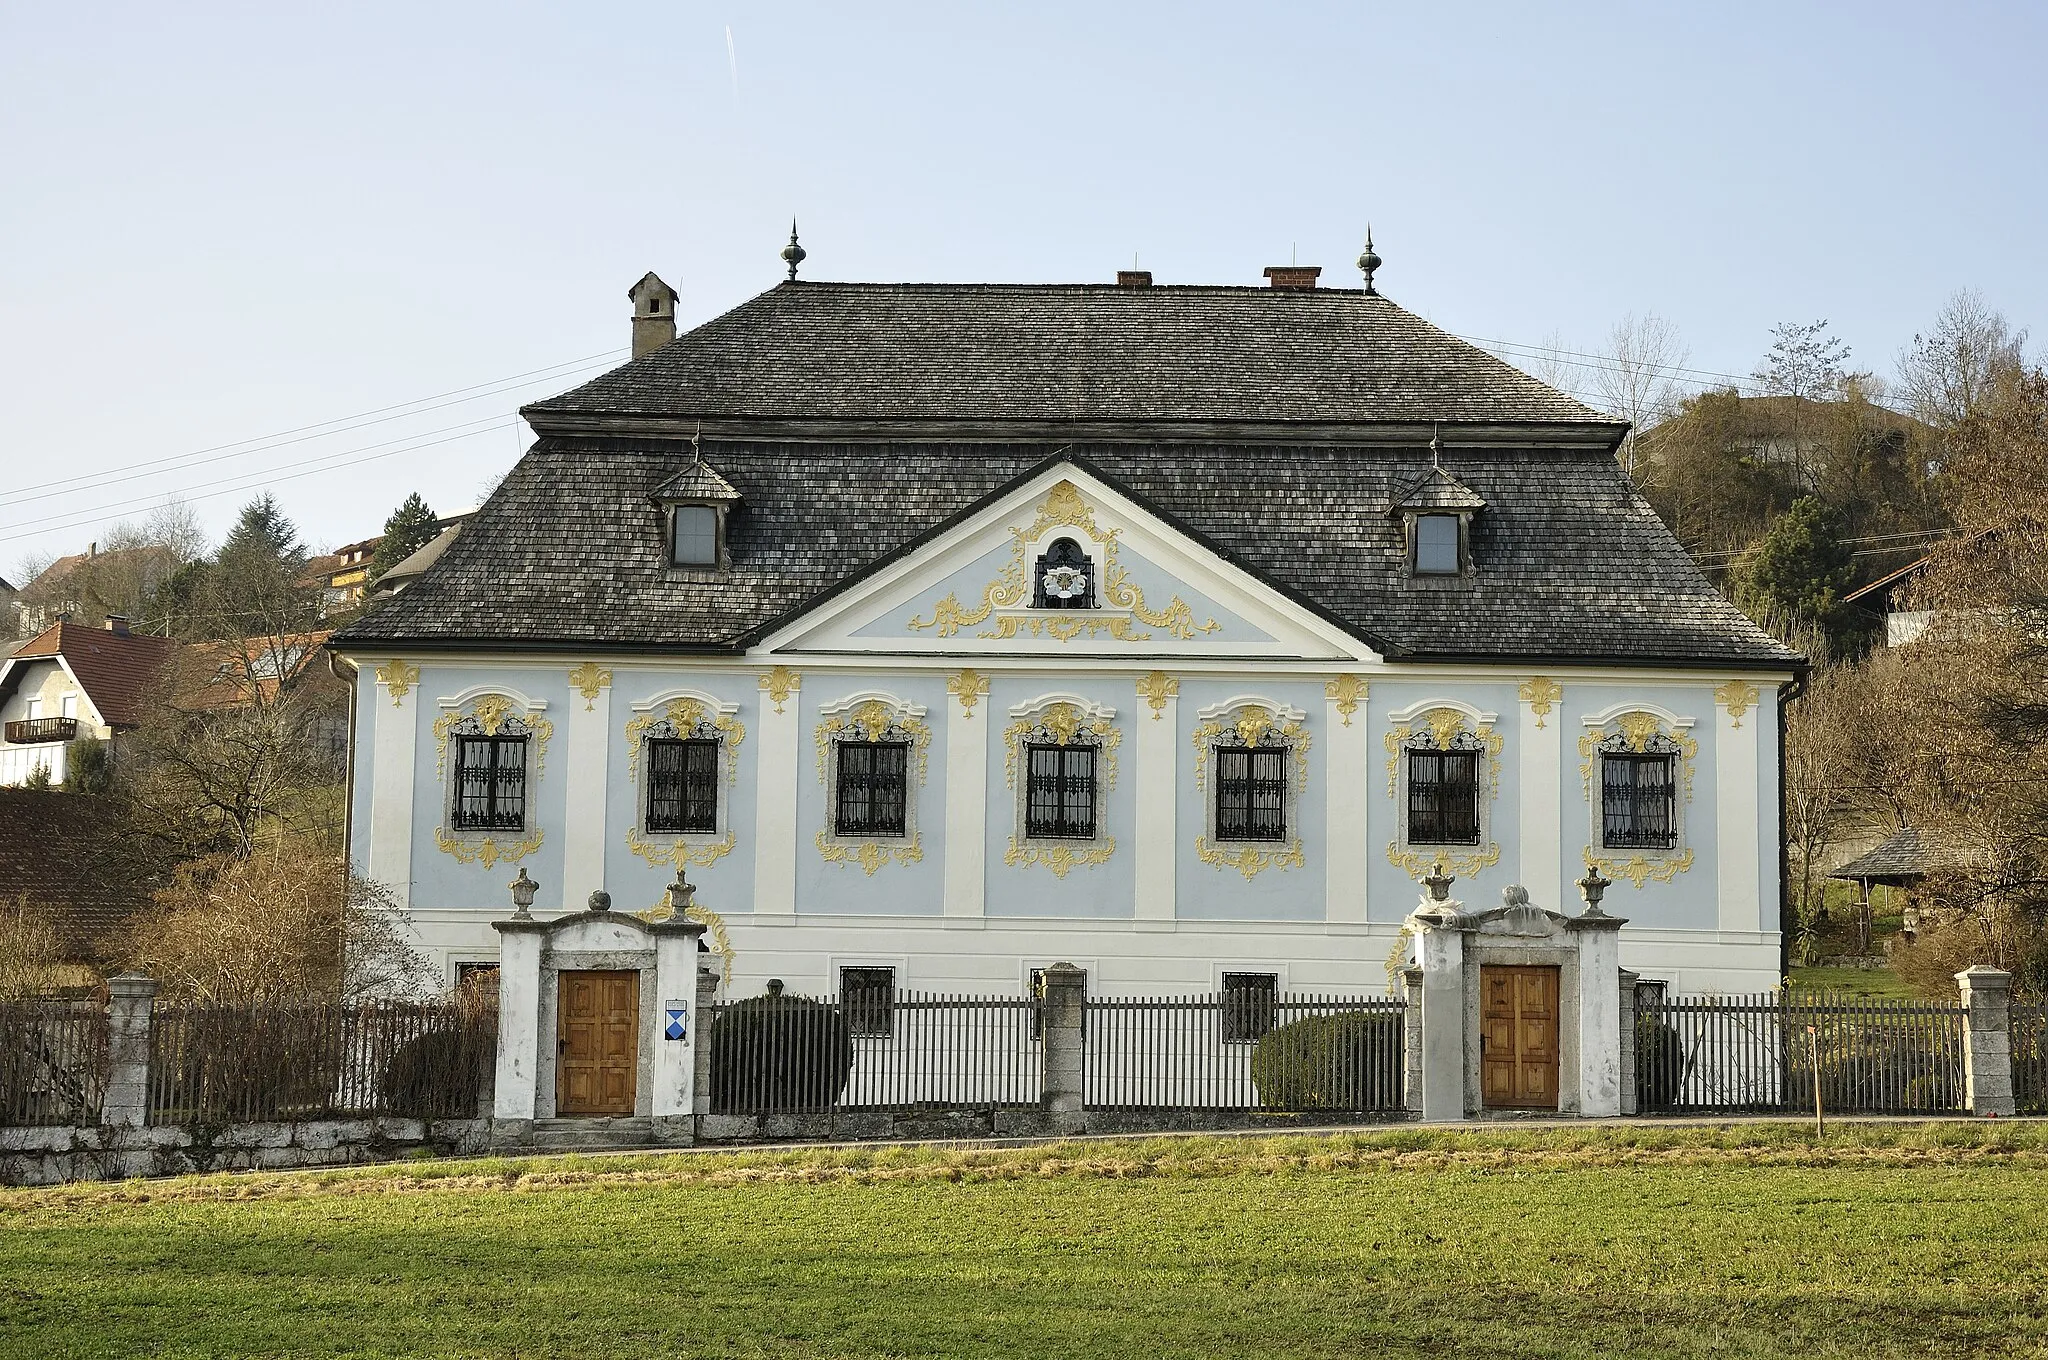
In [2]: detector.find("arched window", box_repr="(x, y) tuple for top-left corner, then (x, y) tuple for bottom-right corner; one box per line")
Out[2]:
(1032, 537), (1095, 609)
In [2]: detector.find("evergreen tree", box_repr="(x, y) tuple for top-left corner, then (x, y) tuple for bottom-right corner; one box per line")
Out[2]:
(219, 494), (304, 570)
(1733, 496), (1861, 650)
(368, 493), (439, 581)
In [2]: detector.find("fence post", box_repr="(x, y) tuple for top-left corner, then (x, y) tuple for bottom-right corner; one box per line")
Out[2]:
(1956, 966), (2016, 1117)
(1400, 966), (1424, 1116)
(101, 973), (157, 1129)
(692, 963), (719, 1117)
(1039, 963), (1087, 1135)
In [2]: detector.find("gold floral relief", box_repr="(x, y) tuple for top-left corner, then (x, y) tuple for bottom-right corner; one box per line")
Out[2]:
(568, 662), (613, 710)
(1383, 709), (1501, 799)
(433, 699), (552, 781)
(434, 824), (543, 869)
(758, 666), (800, 714)
(638, 899), (736, 987)
(947, 669), (992, 716)
(1190, 706), (1309, 794)
(1136, 671), (1178, 719)
(1386, 841), (1500, 880)
(626, 827), (737, 871)
(814, 701), (933, 785)
(1197, 837), (1307, 881)
(376, 660), (419, 707)
(1715, 680), (1760, 728)
(905, 480), (1218, 643)
(1585, 843), (1696, 890)
(1005, 838), (1117, 879)
(1325, 675), (1367, 726)
(624, 698), (745, 782)
(816, 830), (924, 876)
(1576, 714), (1698, 803)
(1003, 704), (1122, 791)
(1518, 677), (1562, 729)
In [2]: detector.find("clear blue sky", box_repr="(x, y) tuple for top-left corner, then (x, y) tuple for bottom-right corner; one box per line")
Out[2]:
(3, 0), (2042, 575)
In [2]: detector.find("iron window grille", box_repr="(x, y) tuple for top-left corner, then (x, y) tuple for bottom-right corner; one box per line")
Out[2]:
(1220, 972), (1278, 1044)
(835, 740), (910, 837)
(645, 737), (720, 834)
(1025, 743), (1098, 839)
(1602, 751), (1678, 849)
(839, 966), (897, 1039)
(1407, 748), (1481, 845)
(1032, 536), (1095, 609)
(451, 735), (527, 831)
(1215, 746), (1287, 841)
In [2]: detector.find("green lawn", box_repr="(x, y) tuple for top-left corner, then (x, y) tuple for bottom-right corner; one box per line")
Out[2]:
(1789, 965), (1924, 999)
(6, 1125), (2048, 1358)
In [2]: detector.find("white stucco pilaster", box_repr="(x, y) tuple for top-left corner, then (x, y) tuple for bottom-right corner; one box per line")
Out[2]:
(942, 674), (989, 918)
(1134, 678), (1177, 920)
(1518, 680), (1565, 912)
(1324, 681), (1368, 923)
(752, 668), (801, 920)
(562, 669), (612, 908)
(1716, 686), (1764, 933)
(369, 664), (418, 908)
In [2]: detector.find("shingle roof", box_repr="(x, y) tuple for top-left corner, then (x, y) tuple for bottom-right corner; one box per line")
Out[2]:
(333, 438), (1798, 668)
(652, 460), (742, 502)
(1391, 466), (1488, 513)
(1829, 827), (1938, 884)
(7, 621), (176, 726)
(525, 282), (1617, 429)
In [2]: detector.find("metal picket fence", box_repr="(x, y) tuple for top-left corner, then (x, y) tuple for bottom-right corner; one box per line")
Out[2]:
(1084, 993), (1407, 1113)
(705, 991), (1041, 1114)
(2013, 1002), (2048, 1114)
(0, 1000), (108, 1126)
(147, 999), (497, 1124)
(1637, 988), (1965, 1114)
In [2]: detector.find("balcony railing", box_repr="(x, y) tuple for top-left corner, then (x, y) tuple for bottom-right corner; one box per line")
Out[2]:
(4, 717), (78, 744)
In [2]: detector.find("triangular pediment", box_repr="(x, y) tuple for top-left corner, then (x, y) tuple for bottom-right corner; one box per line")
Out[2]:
(753, 463), (1378, 662)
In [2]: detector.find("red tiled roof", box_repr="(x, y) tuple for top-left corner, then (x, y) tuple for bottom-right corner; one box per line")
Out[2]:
(10, 621), (177, 727)
(177, 631), (335, 710)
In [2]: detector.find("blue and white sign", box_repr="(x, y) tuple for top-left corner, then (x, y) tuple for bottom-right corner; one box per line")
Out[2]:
(664, 1002), (688, 1042)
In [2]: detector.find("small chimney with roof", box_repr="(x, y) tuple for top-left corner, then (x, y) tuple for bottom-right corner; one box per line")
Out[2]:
(1263, 265), (1322, 291)
(1116, 270), (1153, 288)
(627, 273), (679, 358)
(104, 615), (129, 637)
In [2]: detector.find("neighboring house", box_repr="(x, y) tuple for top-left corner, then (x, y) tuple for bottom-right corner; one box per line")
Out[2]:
(366, 510), (476, 599)
(331, 256), (1800, 1010)
(302, 537), (383, 617)
(0, 618), (176, 786)
(0, 576), (16, 637)
(13, 544), (182, 638)
(1844, 554), (1936, 647)
(0, 788), (150, 984)
(178, 630), (349, 768)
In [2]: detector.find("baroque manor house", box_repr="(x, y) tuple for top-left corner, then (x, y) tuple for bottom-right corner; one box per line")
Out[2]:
(332, 246), (1800, 1005)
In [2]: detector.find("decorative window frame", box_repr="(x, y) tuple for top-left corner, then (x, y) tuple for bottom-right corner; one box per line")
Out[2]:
(905, 480), (1221, 643)
(431, 686), (553, 868)
(664, 502), (730, 572)
(1191, 696), (1310, 880)
(1002, 693), (1122, 878)
(623, 688), (745, 871)
(814, 691), (933, 875)
(1578, 702), (1698, 889)
(1383, 698), (1502, 878)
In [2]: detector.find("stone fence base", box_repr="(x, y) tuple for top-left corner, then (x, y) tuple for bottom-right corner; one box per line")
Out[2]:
(0, 1118), (491, 1187)
(692, 1108), (1415, 1145)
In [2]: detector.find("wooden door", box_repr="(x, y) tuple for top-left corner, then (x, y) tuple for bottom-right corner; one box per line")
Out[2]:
(557, 970), (639, 1115)
(1480, 965), (1560, 1109)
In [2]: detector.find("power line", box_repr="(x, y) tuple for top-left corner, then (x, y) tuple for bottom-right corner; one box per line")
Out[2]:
(9, 348), (625, 500)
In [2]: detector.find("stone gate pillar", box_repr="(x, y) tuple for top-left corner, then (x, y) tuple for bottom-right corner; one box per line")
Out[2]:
(1405, 868), (1469, 1123)
(1956, 966), (2016, 1117)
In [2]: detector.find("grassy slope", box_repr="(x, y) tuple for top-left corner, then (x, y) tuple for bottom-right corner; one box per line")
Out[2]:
(5, 1125), (2048, 1359)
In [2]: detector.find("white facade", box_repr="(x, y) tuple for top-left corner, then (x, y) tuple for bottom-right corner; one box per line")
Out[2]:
(341, 465), (1792, 1000)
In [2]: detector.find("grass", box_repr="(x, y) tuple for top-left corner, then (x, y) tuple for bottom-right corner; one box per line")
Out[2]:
(6, 1123), (2048, 1358)
(1788, 965), (1923, 999)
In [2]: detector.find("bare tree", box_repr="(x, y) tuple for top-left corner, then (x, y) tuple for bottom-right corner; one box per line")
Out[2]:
(1896, 289), (2028, 430)
(1593, 313), (1690, 487)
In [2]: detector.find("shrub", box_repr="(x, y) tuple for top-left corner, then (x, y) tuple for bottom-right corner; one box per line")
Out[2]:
(1635, 1017), (1687, 1110)
(707, 988), (853, 1114)
(1249, 1012), (1403, 1111)
(380, 1022), (497, 1118)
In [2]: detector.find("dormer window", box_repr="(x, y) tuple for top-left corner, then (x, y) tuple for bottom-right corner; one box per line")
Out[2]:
(671, 505), (719, 567)
(1033, 537), (1095, 609)
(1415, 515), (1460, 574)
(1391, 462), (1486, 580)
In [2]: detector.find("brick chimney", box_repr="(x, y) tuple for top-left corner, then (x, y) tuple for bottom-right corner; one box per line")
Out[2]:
(104, 615), (129, 637)
(1116, 270), (1153, 288)
(1263, 265), (1322, 291)
(627, 272), (679, 358)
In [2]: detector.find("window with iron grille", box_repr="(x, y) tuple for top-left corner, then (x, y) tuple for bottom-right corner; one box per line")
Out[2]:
(1215, 746), (1287, 841)
(1220, 972), (1278, 1044)
(1602, 751), (1677, 849)
(839, 966), (896, 1039)
(1406, 748), (1480, 845)
(834, 741), (909, 837)
(451, 735), (527, 830)
(1025, 743), (1097, 839)
(645, 737), (720, 834)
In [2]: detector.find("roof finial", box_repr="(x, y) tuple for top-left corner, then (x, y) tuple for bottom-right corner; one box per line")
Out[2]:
(1357, 225), (1382, 296)
(1431, 422), (1442, 469)
(780, 218), (806, 281)
(691, 420), (703, 465)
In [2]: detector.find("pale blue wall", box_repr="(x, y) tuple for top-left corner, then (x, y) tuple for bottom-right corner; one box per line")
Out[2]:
(981, 675), (1137, 919)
